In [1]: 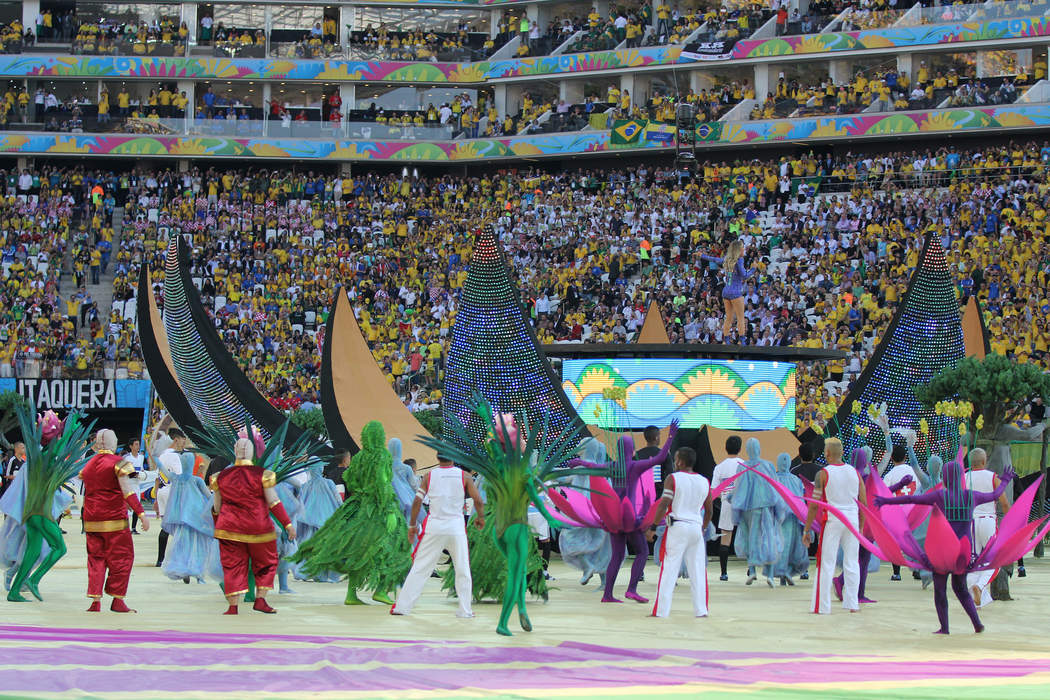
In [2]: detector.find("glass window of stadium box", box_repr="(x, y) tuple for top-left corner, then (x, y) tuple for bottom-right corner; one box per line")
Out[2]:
(906, 52), (1022, 109)
(349, 5), (489, 61)
(20, 79), (98, 131)
(71, 2), (186, 56)
(269, 5), (340, 59)
(207, 3), (266, 57)
(35, 1), (78, 43)
(678, 65), (753, 122)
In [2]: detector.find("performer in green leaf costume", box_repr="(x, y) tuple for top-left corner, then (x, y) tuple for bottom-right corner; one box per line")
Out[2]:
(421, 396), (604, 636)
(5, 407), (93, 602)
(291, 421), (411, 605)
(441, 486), (549, 604)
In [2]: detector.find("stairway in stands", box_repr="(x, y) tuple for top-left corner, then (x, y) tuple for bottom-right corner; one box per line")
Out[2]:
(83, 206), (125, 335)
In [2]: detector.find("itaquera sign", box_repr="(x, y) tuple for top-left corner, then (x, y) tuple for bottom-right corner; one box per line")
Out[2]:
(0, 378), (151, 410)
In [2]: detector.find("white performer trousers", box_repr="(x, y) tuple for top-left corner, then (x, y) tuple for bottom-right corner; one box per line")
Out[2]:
(966, 515), (997, 607)
(652, 521), (708, 617)
(813, 516), (859, 614)
(393, 522), (472, 616)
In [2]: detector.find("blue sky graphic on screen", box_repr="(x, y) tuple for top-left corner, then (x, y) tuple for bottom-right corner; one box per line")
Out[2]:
(561, 359), (796, 431)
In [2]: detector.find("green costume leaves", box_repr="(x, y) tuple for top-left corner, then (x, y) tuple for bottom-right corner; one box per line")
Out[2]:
(291, 421), (411, 599)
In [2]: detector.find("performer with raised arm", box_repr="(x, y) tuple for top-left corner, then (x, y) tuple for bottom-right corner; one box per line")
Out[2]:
(211, 438), (295, 615)
(649, 447), (713, 618)
(566, 420), (679, 604)
(392, 453), (486, 618)
(81, 428), (149, 612)
(874, 461), (1014, 634)
(803, 438), (866, 615)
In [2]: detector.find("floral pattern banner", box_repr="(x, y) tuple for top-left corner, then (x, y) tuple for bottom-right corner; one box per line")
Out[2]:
(732, 15), (1050, 58)
(3, 105), (1050, 161)
(0, 48), (680, 83)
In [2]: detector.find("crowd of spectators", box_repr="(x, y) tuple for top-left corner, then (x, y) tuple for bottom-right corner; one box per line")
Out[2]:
(72, 18), (189, 56)
(0, 167), (126, 378)
(5, 140), (1050, 428)
(348, 23), (482, 61)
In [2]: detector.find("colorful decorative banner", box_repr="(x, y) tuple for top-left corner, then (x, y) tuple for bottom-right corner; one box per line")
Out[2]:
(3, 104), (1050, 160)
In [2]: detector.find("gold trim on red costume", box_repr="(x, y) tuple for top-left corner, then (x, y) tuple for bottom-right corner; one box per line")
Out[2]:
(114, 460), (135, 477)
(214, 529), (277, 543)
(84, 519), (130, 533)
(261, 470), (276, 488)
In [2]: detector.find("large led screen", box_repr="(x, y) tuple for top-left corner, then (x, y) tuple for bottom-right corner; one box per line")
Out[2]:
(561, 358), (796, 431)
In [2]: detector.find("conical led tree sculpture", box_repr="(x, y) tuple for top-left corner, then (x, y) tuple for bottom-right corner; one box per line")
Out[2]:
(442, 226), (585, 450)
(832, 233), (965, 467)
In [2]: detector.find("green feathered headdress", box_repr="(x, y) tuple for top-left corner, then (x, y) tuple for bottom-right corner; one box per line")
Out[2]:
(17, 405), (95, 522)
(188, 419), (326, 484)
(418, 394), (608, 526)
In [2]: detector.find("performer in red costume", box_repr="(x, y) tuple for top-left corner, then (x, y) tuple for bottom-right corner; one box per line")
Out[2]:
(80, 429), (150, 613)
(211, 438), (296, 615)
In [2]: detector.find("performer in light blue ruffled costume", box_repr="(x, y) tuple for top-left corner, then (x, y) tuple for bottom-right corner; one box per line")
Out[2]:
(389, 438), (422, 527)
(292, 463), (342, 583)
(1, 468), (73, 593)
(732, 438), (783, 588)
(554, 437), (612, 586)
(274, 478), (303, 594)
(161, 453), (221, 584)
(771, 452), (808, 586)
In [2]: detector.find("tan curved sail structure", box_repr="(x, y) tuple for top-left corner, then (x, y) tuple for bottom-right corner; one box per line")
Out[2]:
(962, 295), (989, 358)
(637, 301), (671, 344)
(322, 289), (437, 468)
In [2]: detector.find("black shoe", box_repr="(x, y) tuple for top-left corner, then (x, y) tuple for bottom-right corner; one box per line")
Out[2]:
(430, 571), (441, 579)
(799, 572), (809, 580)
(912, 571), (922, 580)
(183, 577), (190, 584)
(1018, 566), (1027, 578)
(719, 573), (728, 581)
(131, 530), (139, 535)
(155, 562), (163, 568)
(60, 529), (67, 534)
(890, 574), (901, 581)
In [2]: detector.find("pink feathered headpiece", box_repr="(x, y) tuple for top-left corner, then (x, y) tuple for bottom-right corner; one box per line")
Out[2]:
(492, 412), (525, 450)
(38, 410), (64, 445)
(237, 426), (266, 457)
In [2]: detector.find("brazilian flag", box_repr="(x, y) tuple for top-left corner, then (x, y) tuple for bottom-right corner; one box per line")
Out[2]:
(695, 122), (723, 142)
(611, 119), (645, 145)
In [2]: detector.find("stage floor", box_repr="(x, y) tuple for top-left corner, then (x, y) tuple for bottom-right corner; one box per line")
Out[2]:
(2, 527), (1049, 699)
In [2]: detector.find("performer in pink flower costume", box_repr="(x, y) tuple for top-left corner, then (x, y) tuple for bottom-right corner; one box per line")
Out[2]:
(550, 421), (678, 604)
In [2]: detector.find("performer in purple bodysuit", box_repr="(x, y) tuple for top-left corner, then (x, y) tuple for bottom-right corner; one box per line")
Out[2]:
(874, 461), (1013, 634)
(565, 421), (679, 603)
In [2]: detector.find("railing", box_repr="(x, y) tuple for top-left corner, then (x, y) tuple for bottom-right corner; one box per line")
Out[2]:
(4, 359), (147, 380)
(71, 37), (188, 57)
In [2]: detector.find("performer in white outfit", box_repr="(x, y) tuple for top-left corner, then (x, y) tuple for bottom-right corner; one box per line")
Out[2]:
(711, 435), (744, 581)
(392, 455), (485, 618)
(964, 448), (1007, 608)
(804, 438), (866, 614)
(881, 444), (919, 581)
(650, 447), (713, 618)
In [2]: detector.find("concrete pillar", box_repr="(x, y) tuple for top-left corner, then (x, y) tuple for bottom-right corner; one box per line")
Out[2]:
(181, 3), (197, 43)
(829, 60), (850, 85)
(689, 71), (715, 93)
(754, 64), (770, 99)
(494, 84), (523, 116)
(178, 160), (190, 173)
(897, 53), (914, 84)
(559, 80), (584, 104)
(527, 4), (551, 34)
(340, 5), (353, 43)
(490, 9), (500, 38)
(22, 0), (39, 38)
(340, 84), (355, 112)
(594, 1), (610, 22)
(264, 6), (272, 57)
